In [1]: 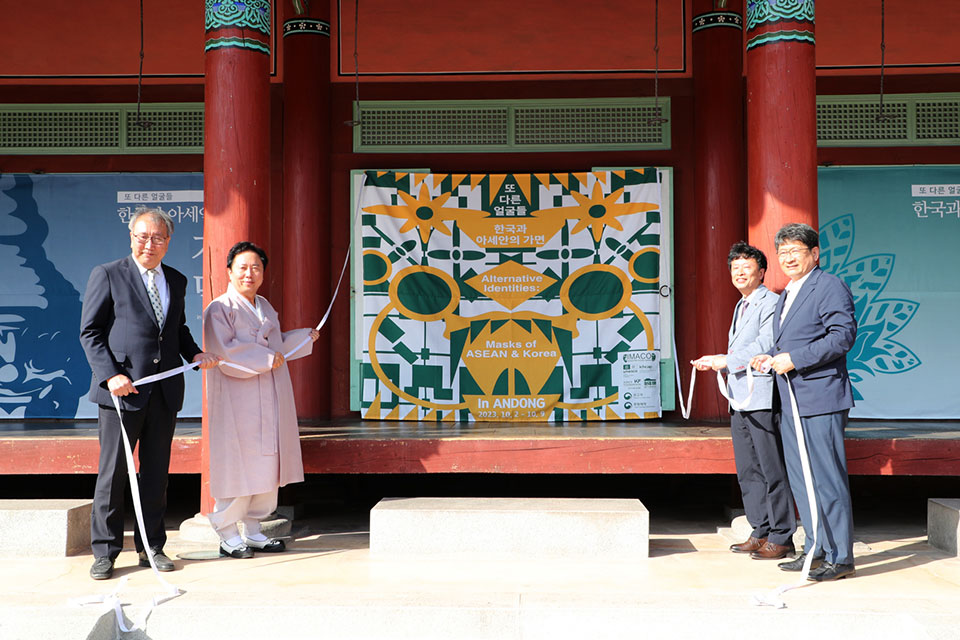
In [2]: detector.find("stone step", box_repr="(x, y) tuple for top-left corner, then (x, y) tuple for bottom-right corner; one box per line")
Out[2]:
(370, 497), (648, 559)
(928, 498), (960, 555)
(0, 499), (91, 557)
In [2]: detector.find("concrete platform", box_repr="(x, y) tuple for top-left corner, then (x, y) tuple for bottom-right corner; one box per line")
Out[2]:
(370, 497), (648, 559)
(927, 498), (960, 555)
(0, 505), (957, 639)
(0, 499), (90, 556)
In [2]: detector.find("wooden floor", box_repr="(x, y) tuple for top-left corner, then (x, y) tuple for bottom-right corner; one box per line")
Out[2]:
(2, 419), (959, 476)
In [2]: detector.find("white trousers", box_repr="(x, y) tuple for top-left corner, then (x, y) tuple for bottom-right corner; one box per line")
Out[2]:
(208, 490), (278, 540)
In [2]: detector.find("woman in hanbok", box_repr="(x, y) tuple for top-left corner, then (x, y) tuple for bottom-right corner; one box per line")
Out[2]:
(203, 241), (319, 558)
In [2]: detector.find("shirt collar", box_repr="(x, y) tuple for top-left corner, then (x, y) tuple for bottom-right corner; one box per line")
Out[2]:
(132, 257), (162, 277)
(742, 285), (764, 303)
(785, 269), (814, 293)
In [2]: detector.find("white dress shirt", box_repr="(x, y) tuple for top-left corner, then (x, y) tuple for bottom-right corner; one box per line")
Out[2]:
(134, 260), (170, 319)
(780, 269), (814, 323)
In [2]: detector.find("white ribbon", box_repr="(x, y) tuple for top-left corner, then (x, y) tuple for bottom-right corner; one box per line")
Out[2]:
(675, 347), (821, 607)
(674, 341), (757, 418)
(131, 361), (200, 386)
(72, 367), (188, 633)
(714, 365), (755, 412)
(76, 172), (366, 632)
(750, 371), (820, 608)
(279, 235), (352, 360)
(672, 336), (696, 420)
(74, 174), (371, 633)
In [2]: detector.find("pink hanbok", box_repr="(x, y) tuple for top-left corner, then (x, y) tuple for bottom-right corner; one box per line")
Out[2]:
(202, 283), (313, 538)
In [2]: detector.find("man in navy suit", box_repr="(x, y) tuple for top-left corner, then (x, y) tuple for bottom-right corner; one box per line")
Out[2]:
(80, 209), (217, 580)
(751, 223), (857, 582)
(695, 242), (795, 561)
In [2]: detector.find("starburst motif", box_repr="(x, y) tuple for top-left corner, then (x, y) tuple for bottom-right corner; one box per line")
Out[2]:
(364, 181), (483, 243)
(536, 181), (658, 243)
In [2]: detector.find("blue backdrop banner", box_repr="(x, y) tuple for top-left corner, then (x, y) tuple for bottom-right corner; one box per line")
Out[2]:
(0, 173), (204, 420)
(819, 165), (960, 419)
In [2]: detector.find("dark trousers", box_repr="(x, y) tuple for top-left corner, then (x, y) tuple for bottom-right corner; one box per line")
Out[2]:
(780, 408), (854, 565)
(730, 409), (796, 546)
(91, 387), (176, 560)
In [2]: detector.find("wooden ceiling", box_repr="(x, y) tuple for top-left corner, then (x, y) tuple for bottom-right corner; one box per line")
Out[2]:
(1, 1), (957, 80)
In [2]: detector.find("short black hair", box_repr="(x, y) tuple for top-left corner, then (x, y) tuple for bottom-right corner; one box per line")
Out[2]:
(774, 223), (819, 250)
(226, 241), (269, 269)
(727, 241), (767, 273)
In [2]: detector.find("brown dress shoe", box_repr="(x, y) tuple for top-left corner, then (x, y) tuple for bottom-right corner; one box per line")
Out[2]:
(730, 536), (767, 553)
(750, 540), (796, 560)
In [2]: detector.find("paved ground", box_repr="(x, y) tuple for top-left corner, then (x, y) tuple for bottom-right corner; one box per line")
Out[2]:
(0, 501), (958, 640)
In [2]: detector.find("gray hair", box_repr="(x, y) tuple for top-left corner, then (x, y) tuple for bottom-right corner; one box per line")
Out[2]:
(128, 208), (175, 236)
(774, 223), (818, 250)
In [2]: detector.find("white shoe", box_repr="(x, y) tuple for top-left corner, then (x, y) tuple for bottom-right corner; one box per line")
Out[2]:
(219, 539), (254, 558)
(244, 537), (286, 552)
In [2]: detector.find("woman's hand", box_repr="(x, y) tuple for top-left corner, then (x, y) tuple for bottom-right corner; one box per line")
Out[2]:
(309, 329), (320, 342)
(272, 352), (285, 369)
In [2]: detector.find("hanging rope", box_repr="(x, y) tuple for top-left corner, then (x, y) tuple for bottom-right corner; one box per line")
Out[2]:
(134, 0), (152, 130)
(876, 0), (895, 122)
(648, 0), (669, 125)
(345, 0), (362, 127)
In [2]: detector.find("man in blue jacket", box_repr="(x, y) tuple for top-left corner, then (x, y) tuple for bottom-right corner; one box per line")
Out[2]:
(751, 223), (857, 582)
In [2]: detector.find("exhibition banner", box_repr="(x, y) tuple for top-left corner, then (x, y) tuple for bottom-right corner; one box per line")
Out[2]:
(0, 173), (204, 419)
(819, 165), (960, 418)
(357, 169), (667, 422)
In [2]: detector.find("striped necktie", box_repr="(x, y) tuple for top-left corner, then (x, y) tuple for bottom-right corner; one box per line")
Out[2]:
(146, 268), (165, 326)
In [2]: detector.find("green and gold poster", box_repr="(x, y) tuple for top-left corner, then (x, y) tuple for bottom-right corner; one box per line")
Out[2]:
(356, 169), (668, 422)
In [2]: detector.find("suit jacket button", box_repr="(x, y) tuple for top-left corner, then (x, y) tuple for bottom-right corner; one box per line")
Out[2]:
(159, 336), (163, 341)
(153, 358), (160, 364)
(776, 346), (782, 351)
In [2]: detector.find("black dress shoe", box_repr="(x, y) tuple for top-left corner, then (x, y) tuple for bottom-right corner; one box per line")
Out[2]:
(139, 549), (175, 571)
(219, 541), (255, 559)
(245, 537), (286, 553)
(778, 552), (823, 572)
(807, 562), (855, 582)
(90, 557), (115, 580)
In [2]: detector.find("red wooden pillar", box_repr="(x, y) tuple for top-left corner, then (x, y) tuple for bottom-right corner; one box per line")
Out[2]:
(691, 1), (745, 420)
(281, 5), (332, 420)
(745, 1), (818, 294)
(201, 0), (272, 513)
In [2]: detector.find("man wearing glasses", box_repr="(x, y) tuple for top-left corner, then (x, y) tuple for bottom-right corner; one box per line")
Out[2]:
(751, 223), (858, 582)
(80, 209), (217, 580)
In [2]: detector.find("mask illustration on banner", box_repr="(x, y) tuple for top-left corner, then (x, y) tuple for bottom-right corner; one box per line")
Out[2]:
(0, 175), (88, 418)
(358, 170), (664, 422)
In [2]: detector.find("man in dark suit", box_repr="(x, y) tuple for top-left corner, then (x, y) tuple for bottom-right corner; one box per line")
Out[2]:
(80, 209), (217, 580)
(695, 242), (795, 561)
(751, 223), (858, 582)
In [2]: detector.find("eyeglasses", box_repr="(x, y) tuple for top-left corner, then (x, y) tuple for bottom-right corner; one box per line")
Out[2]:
(132, 233), (169, 246)
(777, 247), (809, 260)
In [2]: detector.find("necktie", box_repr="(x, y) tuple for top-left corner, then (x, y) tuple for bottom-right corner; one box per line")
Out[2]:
(736, 300), (749, 331)
(147, 269), (165, 326)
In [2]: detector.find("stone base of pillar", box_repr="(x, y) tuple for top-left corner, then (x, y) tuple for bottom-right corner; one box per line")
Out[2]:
(178, 512), (292, 544)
